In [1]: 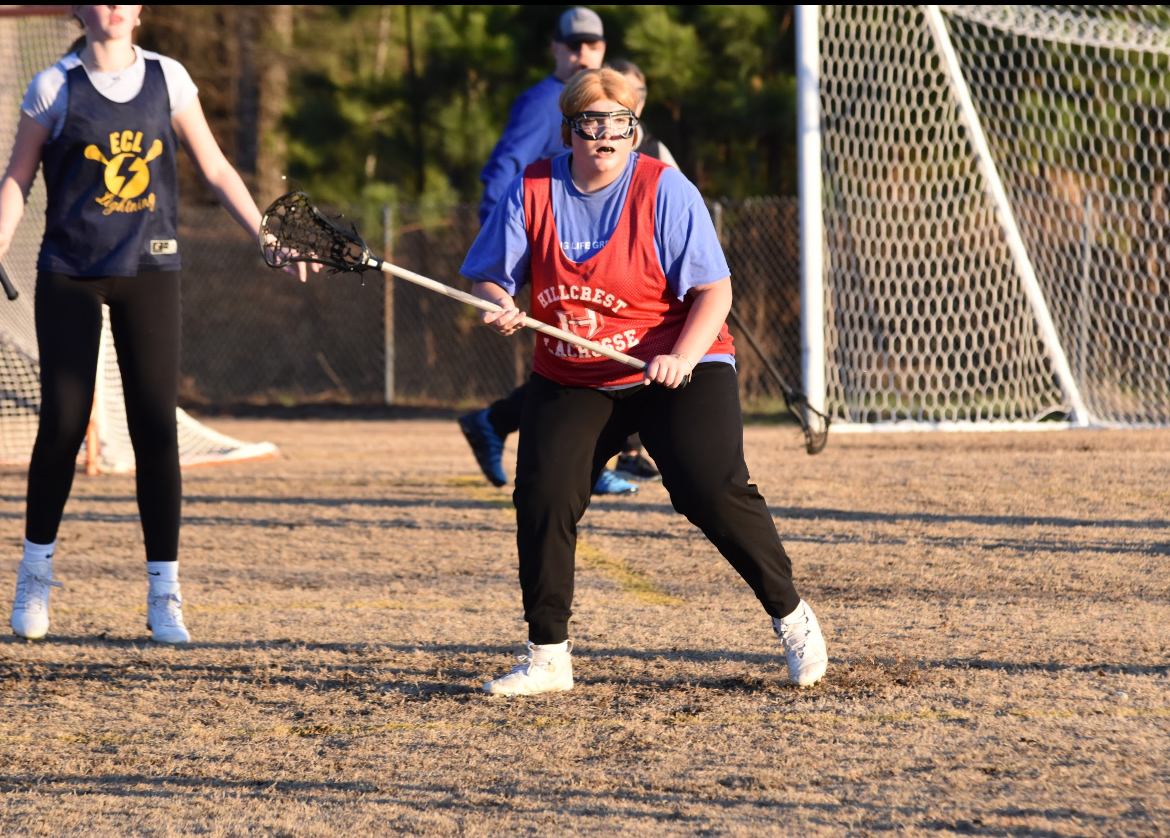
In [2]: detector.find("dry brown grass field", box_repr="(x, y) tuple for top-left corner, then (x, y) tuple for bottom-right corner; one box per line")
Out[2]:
(1, 417), (1167, 837)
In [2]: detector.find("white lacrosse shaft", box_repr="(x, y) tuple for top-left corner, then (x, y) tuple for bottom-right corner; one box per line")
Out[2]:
(370, 258), (647, 371)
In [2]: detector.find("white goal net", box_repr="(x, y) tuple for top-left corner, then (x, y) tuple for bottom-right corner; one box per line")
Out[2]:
(0, 10), (276, 472)
(815, 5), (1170, 428)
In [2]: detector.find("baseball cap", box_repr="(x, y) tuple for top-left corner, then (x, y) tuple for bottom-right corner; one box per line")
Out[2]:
(554, 7), (605, 44)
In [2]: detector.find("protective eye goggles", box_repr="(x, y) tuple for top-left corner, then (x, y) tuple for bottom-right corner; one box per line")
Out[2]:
(563, 110), (639, 141)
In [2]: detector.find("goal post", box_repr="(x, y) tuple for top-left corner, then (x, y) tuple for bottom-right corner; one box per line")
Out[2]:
(0, 7), (277, 472)
(806, 5), (1170, 429)
(797, 5), (826, 421)
(922, 5), (1090, 426)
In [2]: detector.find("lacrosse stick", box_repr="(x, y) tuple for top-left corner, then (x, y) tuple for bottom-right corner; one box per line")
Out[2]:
(726, 305), (829, 455)
(259, 191), (662, 376)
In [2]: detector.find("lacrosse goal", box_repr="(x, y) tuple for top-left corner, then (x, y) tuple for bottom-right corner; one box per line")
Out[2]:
(0, 8), (276, 472)
(802, 5), (1170, 429)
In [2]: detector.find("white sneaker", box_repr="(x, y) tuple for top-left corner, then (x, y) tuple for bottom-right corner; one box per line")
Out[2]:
(483, 641), (574, 696)
(146, 591), (190, 643)
(773, 600), (828, 687)
(10, 560), (62, 640)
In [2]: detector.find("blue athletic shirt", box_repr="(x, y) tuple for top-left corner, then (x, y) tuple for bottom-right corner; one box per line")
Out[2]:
(462, 151), (733, 366)
(478, 76), (566, 224)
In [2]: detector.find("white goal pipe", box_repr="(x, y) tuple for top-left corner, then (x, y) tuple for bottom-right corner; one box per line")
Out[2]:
(924, 5), (1091, 426)
(797, 5), (825, 416)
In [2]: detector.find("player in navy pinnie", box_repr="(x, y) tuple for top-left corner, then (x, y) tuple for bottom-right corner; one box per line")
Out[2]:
(0, 5), (313, 643)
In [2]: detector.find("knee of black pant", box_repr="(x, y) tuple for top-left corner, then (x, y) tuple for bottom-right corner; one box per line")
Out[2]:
(131, 440), (179, 466)
(666, 470), (756, 525)
(33, 408), (90, 463)
(126, 416), (179, 461)
(514, 465), (590, 522)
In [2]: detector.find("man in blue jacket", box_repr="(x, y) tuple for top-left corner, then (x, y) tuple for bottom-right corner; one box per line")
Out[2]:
(478, 7), (606, 224)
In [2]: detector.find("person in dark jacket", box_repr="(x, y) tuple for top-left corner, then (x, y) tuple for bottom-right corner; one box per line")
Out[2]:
(607, 58), (679, 169)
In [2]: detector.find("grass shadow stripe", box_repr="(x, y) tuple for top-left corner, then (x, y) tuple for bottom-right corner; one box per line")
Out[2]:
(44, 599), (511, 617)
(4, 705), (1168, 749)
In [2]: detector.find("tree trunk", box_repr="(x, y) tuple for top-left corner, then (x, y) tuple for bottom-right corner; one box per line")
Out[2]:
(365, 6), (393, 181)
(257, 4), (293, 203)
(235, 6), (259, 184)
(405, 5), (424, 196)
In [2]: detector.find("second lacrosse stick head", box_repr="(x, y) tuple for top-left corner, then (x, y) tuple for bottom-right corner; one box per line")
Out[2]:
(260, 191), (379, 273)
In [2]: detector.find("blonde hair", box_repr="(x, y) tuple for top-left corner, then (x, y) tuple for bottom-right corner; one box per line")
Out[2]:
(559, 69), (640, 147)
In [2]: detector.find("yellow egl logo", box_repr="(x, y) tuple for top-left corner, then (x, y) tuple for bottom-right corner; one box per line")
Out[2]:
(84, 130), (163, 214)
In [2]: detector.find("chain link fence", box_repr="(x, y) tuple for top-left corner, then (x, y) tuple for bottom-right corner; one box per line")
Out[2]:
(715, 198), (802, 408)
(388, 203), (534, 406)
(178, 204), (385, 406)
(177, 197), (802, 412)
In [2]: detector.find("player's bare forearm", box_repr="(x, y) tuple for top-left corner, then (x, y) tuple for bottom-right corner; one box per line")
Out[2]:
(174, 97), (317, 279)
(203, 164), (262, 236)
(672, 277), (732, 364)
(0, 178), (28, 259)
(643, 278), (731, 388)
(472, 281), (526, 336)
(172, 98), (262, 237)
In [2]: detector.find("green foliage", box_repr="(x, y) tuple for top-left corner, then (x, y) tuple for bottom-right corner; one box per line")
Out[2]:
(282, 4), (797, 205)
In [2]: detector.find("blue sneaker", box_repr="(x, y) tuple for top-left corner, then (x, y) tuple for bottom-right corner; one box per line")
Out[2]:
(593, 469), (638, 496)
(458, 409), (507, 487)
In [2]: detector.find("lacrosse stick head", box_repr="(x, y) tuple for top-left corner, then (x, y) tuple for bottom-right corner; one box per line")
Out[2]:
(260, 191), (379, 273)
(799, 403), (830, 455)
(782, 390), (831, 456)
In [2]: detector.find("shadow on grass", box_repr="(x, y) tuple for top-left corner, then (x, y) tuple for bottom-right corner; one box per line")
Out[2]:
(2, 636), (1166, 693)
(0, 491), (518, 532)
(585, 519), (1170, 559)
(0, 770), (912, 828)
(919, 817), (1104, 837)
(0, 773), (383, 797)
(772, 505), (1170, 534)
(0, 772), (1126, 837)
(3, 488), (1167, 543)
(0, 493), (510, 509)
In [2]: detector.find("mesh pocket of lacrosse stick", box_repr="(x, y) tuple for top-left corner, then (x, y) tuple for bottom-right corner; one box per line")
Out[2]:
(260, 191), (379, 273)
(782, 390), (830, 455)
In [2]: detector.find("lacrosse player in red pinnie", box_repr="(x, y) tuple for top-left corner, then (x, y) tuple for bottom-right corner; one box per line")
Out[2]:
(460, 68), (829, 696)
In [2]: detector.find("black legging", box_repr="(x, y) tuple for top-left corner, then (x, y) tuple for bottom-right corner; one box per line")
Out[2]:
(26, 270), (181, 562)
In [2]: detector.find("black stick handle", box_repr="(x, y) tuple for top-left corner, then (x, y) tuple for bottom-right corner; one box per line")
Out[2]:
(726, 305), (796, 396)
(0, 263), (18, 301)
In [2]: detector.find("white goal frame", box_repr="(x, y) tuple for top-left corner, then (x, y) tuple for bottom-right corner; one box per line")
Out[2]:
(801, 4), (1170, 431)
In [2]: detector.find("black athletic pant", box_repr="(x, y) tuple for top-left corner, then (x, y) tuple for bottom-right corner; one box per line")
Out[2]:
(26, 270), (182, 562)
(485, 384), (529, 439)
(513, 363), (801, 643)
(487, 382), (643, 453)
